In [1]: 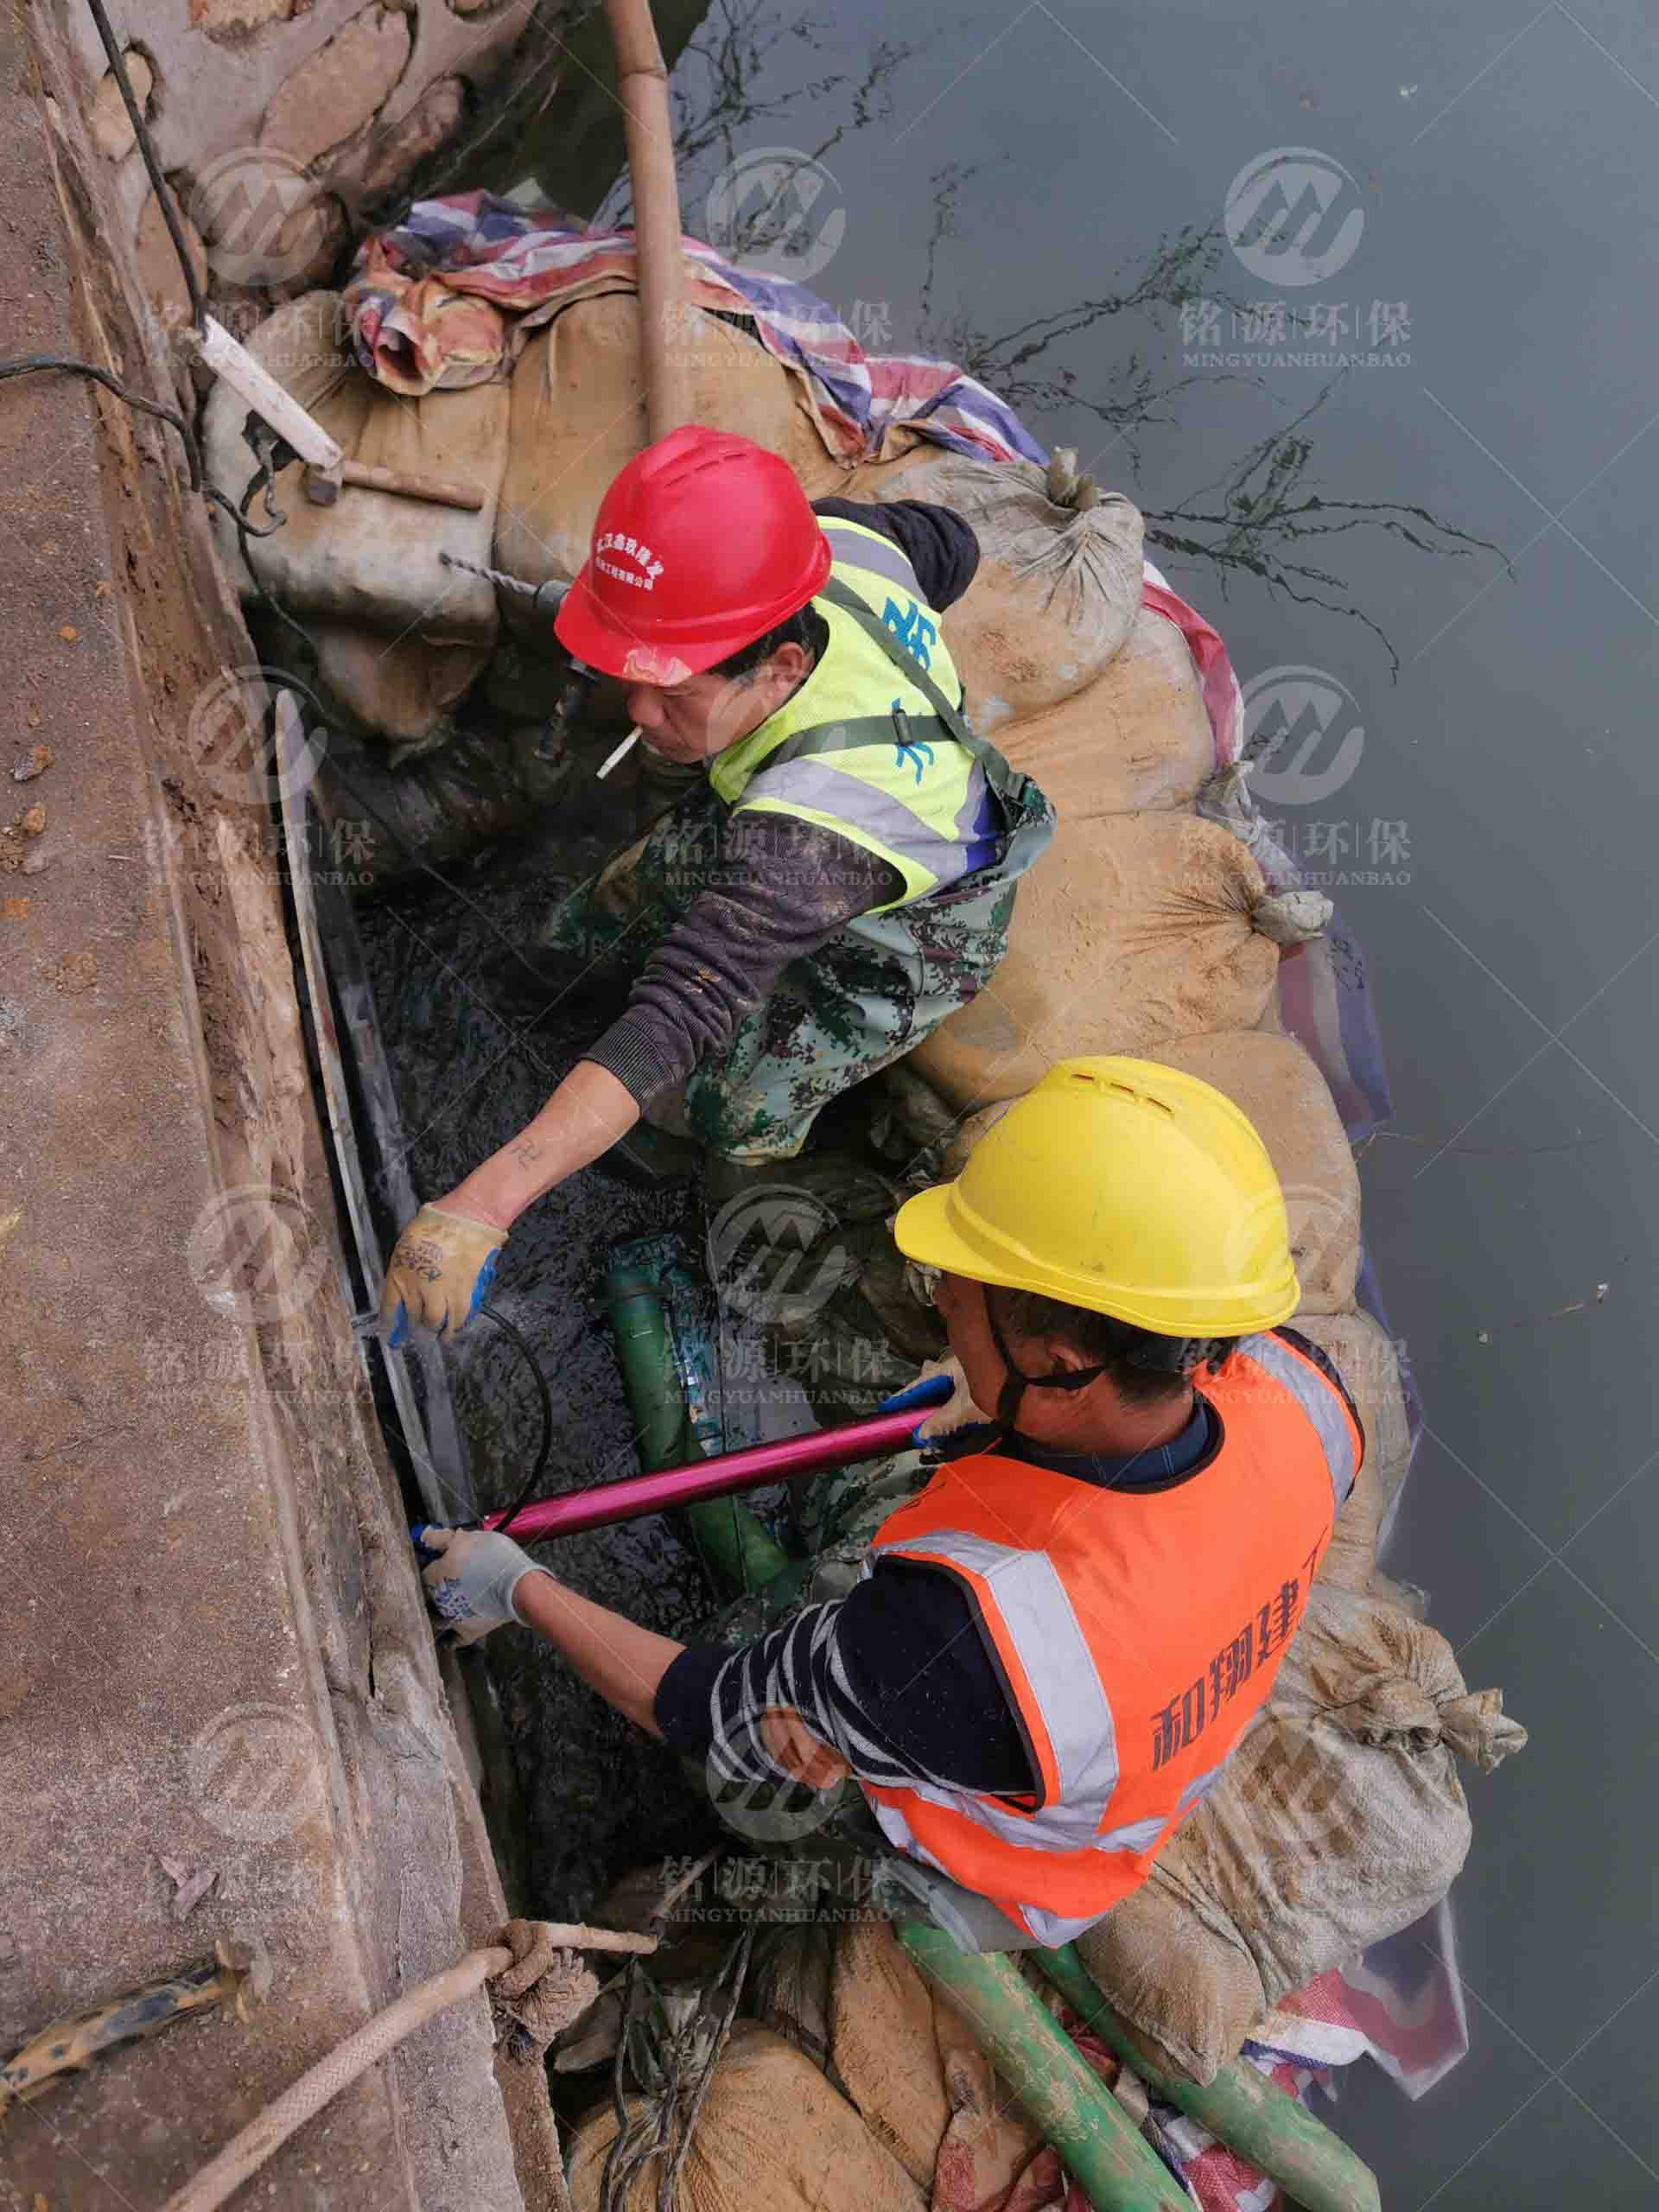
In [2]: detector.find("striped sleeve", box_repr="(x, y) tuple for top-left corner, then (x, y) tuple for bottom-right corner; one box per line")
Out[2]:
(696, 1600), (984, 1794)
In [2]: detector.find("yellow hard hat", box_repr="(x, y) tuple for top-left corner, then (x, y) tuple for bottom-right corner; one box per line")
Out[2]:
(893, 1057), (1300, 1338)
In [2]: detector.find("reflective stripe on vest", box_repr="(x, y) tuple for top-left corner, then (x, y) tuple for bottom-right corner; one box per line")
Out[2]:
(706, 520), (987, 909)
(859, 1329), (1364, 1940)
(1237, 1326), (1360, 1516)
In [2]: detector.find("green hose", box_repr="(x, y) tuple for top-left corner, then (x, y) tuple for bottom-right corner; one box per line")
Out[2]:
(1034, 1944), (1381, 2212)
(601, 1262), (791, 1592)
(897, 1928), (1188, 2212)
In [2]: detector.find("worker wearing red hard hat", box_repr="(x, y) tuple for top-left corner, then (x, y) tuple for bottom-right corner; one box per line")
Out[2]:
(381, 426), (1053, 1344)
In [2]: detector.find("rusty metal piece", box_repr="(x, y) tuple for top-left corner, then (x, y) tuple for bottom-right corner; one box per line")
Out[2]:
(0, 1940), (270, 2115)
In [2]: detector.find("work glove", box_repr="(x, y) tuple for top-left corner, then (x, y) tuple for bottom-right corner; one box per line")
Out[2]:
(381, 1202), (505, 1344)
(884, 1355), (994, 1447)
(419, 1525), (550, 1646)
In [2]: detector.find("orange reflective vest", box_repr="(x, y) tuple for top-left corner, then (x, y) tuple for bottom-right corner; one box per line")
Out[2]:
(860, 1328), (1363, 1944)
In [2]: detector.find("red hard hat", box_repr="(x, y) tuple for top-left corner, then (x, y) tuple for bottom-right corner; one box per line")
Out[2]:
(555, 426), (831, 684)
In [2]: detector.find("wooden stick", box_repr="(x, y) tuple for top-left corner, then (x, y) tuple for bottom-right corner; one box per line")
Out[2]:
(187, 316), (342, 471)
(303, 459), (486, 512)
(603, 0), (691, 441)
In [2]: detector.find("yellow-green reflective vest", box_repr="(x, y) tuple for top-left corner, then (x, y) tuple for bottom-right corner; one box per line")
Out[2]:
(707, 519), (1027, 912)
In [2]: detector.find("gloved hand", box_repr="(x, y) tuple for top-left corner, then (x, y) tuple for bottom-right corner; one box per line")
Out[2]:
(886, 1354), (994, 1446)
(381, 1202), (505, 1345)
(419, 1525), (550, 1646)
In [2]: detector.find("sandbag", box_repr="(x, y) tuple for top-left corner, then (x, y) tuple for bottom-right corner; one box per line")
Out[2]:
(494, 296), (842, 590)
(756, 1918), (1046, 2208)
(845, 448), (1143, 731)
(829, 1917), (953, 2185)
(308, 622), (493, 753)
(566, 2022), (925, 2212)
(1148, 1031), (1361, 1315)
(1076, 1583), (1526, 2086)
(906, 814), (1281, 1109)
(1291, 1311), (1414, 1592)
(315, 721), (572, 884)
(995, 604), (1219, 817)
(201, 291), (507, 646)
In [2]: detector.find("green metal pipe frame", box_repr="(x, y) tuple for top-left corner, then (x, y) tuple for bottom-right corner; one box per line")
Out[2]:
(898, 1927), (1189, 2212)
(1034, 1944), (1381, 2212)
(601, 1261), (792, 1592)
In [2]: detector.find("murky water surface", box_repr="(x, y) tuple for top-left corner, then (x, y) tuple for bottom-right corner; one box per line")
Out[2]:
(363, 8), (1659, 2190)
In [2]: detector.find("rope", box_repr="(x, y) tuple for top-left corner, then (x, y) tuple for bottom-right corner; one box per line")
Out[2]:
(161, 1923), (655, 2212)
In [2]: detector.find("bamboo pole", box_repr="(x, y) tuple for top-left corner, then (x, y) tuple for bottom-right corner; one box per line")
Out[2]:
(898, 1929), (1189, 2212)
(603, 0), (692, 440)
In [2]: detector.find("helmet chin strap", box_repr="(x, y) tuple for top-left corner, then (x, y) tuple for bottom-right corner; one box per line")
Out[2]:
(983, 1294), (1107, 1436)
(981, 1289), (1211, 1436)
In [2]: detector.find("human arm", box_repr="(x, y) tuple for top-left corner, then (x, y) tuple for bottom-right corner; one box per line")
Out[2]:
(654, 1567), (1035, 1796)
(419, 1526), (683, 1735)
(579, 812), (902, 1109)
(378, 1060), (639, 1338)
(380, 819), (898, 1333)
(442, 1059), (639, 1230)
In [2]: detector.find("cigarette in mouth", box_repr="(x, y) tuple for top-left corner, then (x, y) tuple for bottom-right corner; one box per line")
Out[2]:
(595, 728), (642, 781)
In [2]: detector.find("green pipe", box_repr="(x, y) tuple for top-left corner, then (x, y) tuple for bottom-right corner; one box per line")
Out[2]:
(1034, 1944), (1380, 2212)
(601, 1262), (791, 1592)
(897, 1927), (1188, 2212)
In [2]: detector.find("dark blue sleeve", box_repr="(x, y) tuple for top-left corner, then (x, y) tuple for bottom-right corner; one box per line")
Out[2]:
(811, 496), (981, 611)
(652, 1564), (1034, 1797)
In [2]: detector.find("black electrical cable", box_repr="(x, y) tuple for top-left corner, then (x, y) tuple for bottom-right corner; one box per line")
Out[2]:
(10, 10), (631, 1538)
(83, 0), (208, 335)
(0, 354), (202, 488)
(478, 1300), (556, 1538)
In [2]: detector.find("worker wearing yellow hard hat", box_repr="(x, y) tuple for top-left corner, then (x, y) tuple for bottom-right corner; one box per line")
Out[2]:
(420, 1057), (1362, 1950)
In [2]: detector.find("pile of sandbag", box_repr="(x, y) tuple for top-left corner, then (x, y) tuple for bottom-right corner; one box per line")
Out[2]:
(564, 1582), (1522, 2212)
(848, 445), (1216, 817)
(845, 445), (1144, 729)
(494, 293), (843, 592)
(1076, 1580), (1526, 2084)
(204, 289), (844, 757)
(1292, 1308), (1415, 1592)
(202, 291), (508, 754)
(565, 1916), (1055, 2212)
(902, 814), (1283, 1111)
(567, 2020), (926, 2212)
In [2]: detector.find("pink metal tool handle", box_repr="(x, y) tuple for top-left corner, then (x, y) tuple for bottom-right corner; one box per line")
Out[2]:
(484, 1400), (938, 1543)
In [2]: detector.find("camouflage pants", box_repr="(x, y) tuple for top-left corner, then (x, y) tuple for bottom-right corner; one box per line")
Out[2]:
(537, 783), (1016, 1164)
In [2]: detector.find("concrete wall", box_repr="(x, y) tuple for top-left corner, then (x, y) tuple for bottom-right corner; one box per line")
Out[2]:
(1, 9), (564, 2204)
